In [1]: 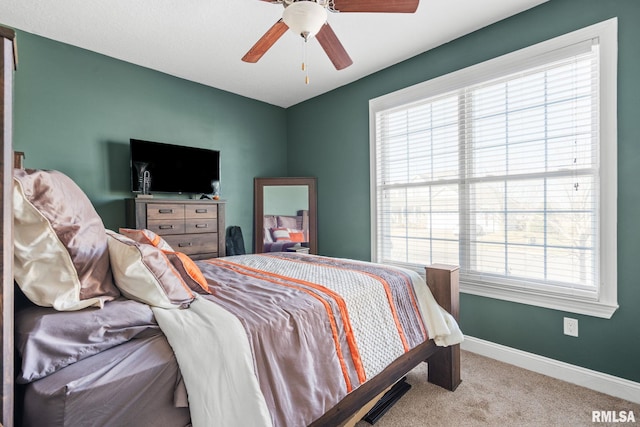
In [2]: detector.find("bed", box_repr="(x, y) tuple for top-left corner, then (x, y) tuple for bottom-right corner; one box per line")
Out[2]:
(263, 211), (310, 253)
(7, 164), (462, 427)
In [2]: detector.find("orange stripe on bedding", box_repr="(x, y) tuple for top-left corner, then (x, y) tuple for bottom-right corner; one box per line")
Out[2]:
(386, 268), (427, 340)
(354, 272), (409, 351)
(206, 259), (359, 392)
(168, 251), (210, 294)
(282, 254), (429, 341)
(336, 260), (427, 341)
(150, 234), (163, 247)
(267, 254), (412, 352)
(222, 260), (367, 384)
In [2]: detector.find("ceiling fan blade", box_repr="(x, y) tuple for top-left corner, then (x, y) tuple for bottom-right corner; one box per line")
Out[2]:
(315, 23), (353, 70)
(242, 19), (289, 63)
(332, 0), (419, 13)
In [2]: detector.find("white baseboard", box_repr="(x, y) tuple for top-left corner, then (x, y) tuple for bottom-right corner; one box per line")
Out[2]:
(460, 336), (640, 405)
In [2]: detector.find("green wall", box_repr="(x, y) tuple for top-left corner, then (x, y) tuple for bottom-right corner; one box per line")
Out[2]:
(12, 31), (287, 247)
(287, 0), (640, 383)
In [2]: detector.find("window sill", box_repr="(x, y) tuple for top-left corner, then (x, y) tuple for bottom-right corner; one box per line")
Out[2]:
(461, 280), (618, 319)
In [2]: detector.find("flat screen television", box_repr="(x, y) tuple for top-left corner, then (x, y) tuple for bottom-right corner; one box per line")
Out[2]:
(130, 139), (220, 195)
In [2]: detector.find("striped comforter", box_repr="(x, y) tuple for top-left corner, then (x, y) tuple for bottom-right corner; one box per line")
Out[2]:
(157, 253), (462, 427)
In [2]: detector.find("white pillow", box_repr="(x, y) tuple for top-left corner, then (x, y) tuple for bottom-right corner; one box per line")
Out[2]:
(118, 228), (174, 251)
(13, 169), (119, 311)
(271, 227), (291, 242)
(106, 231), (195, 309)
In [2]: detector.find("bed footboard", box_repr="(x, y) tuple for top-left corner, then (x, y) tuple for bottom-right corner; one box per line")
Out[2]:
(309, 264), (461, 426)
(425, 264), (462, 392)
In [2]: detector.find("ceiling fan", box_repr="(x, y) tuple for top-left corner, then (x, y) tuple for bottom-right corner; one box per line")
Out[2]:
(242, 0), (419, 71)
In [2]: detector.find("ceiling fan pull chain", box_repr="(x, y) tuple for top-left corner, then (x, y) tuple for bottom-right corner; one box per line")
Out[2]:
(301, 38), (310, 84)
(301, 36), (306, 71)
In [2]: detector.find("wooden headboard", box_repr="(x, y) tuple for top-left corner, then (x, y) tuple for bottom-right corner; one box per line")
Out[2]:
(1, 26), (17, 427)
(13, 152), (23, 170)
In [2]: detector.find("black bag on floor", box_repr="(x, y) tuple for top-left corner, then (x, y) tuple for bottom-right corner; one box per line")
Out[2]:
(225, 226), (246, 256)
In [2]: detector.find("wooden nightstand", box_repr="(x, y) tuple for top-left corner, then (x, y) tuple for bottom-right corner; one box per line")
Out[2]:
(286, 245), (310, 254)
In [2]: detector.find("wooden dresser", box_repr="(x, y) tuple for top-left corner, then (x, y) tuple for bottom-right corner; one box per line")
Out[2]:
(125, 198), (226, 260)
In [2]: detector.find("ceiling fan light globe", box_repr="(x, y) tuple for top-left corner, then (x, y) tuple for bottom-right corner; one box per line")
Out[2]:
(282, 1), (328, 40)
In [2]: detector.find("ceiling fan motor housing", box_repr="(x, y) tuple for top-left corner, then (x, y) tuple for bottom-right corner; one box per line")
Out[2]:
(282, 1), (328, 40)
(282, 0), (331, 6)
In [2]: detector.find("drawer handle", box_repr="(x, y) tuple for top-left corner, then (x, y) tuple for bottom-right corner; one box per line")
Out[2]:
(195, 209), (208, 213)
(158, 225), (175, 230)
(195, 224), (208, 229)
(158, 209), (174, 214)
(178, 242), (193, 248)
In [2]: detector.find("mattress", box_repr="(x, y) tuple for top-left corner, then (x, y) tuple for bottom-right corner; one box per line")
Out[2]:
(15, 298), (191, 427)
(22, 334), (190, 427)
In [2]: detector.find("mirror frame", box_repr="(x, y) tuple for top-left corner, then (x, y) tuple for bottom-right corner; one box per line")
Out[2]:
(254, 177), (317, 254)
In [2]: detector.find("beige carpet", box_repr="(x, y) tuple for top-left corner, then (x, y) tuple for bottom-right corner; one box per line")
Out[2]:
(355, 350), (640, 427)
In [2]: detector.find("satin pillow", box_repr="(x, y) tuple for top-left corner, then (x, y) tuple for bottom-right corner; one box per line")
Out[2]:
(166, 251), (210, 294)
(106, 231), (196, 308)
(13, 169), (119, 311)
(118, 228), (209, 294)
(118, 228), (174, 251)
(277, 215), (300, 229)
(264, 215), (278, 229)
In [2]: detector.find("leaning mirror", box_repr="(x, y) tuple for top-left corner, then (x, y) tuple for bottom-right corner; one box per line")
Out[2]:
(254, 177), (317, 254)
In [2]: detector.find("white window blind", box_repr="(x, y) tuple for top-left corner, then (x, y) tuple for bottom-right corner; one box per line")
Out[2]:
(370, 19), (618, 318)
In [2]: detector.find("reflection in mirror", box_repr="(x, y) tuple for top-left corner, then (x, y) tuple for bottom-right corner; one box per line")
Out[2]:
(254, 177), (317, 255)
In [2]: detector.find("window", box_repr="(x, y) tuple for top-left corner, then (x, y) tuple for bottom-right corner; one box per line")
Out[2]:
(370, 19), (617, 318)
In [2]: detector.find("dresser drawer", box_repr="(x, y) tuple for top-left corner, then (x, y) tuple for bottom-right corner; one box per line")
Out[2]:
(186, 204), (217, 219)
(126, 198), (225, 258)
(185, 218), (218, 234)
(163, 233), (219, 256)
(147, 220), (186, 236)
(147, 204), (185, 221)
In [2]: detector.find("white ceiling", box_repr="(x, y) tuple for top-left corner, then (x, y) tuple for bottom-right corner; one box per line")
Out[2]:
(0, 0), (548, 108)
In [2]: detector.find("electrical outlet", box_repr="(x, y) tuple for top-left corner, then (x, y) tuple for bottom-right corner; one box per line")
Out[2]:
(564, 317), (579, 337)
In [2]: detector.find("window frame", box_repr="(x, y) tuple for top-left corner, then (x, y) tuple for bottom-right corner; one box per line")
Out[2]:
(369, 18), (618, 318)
